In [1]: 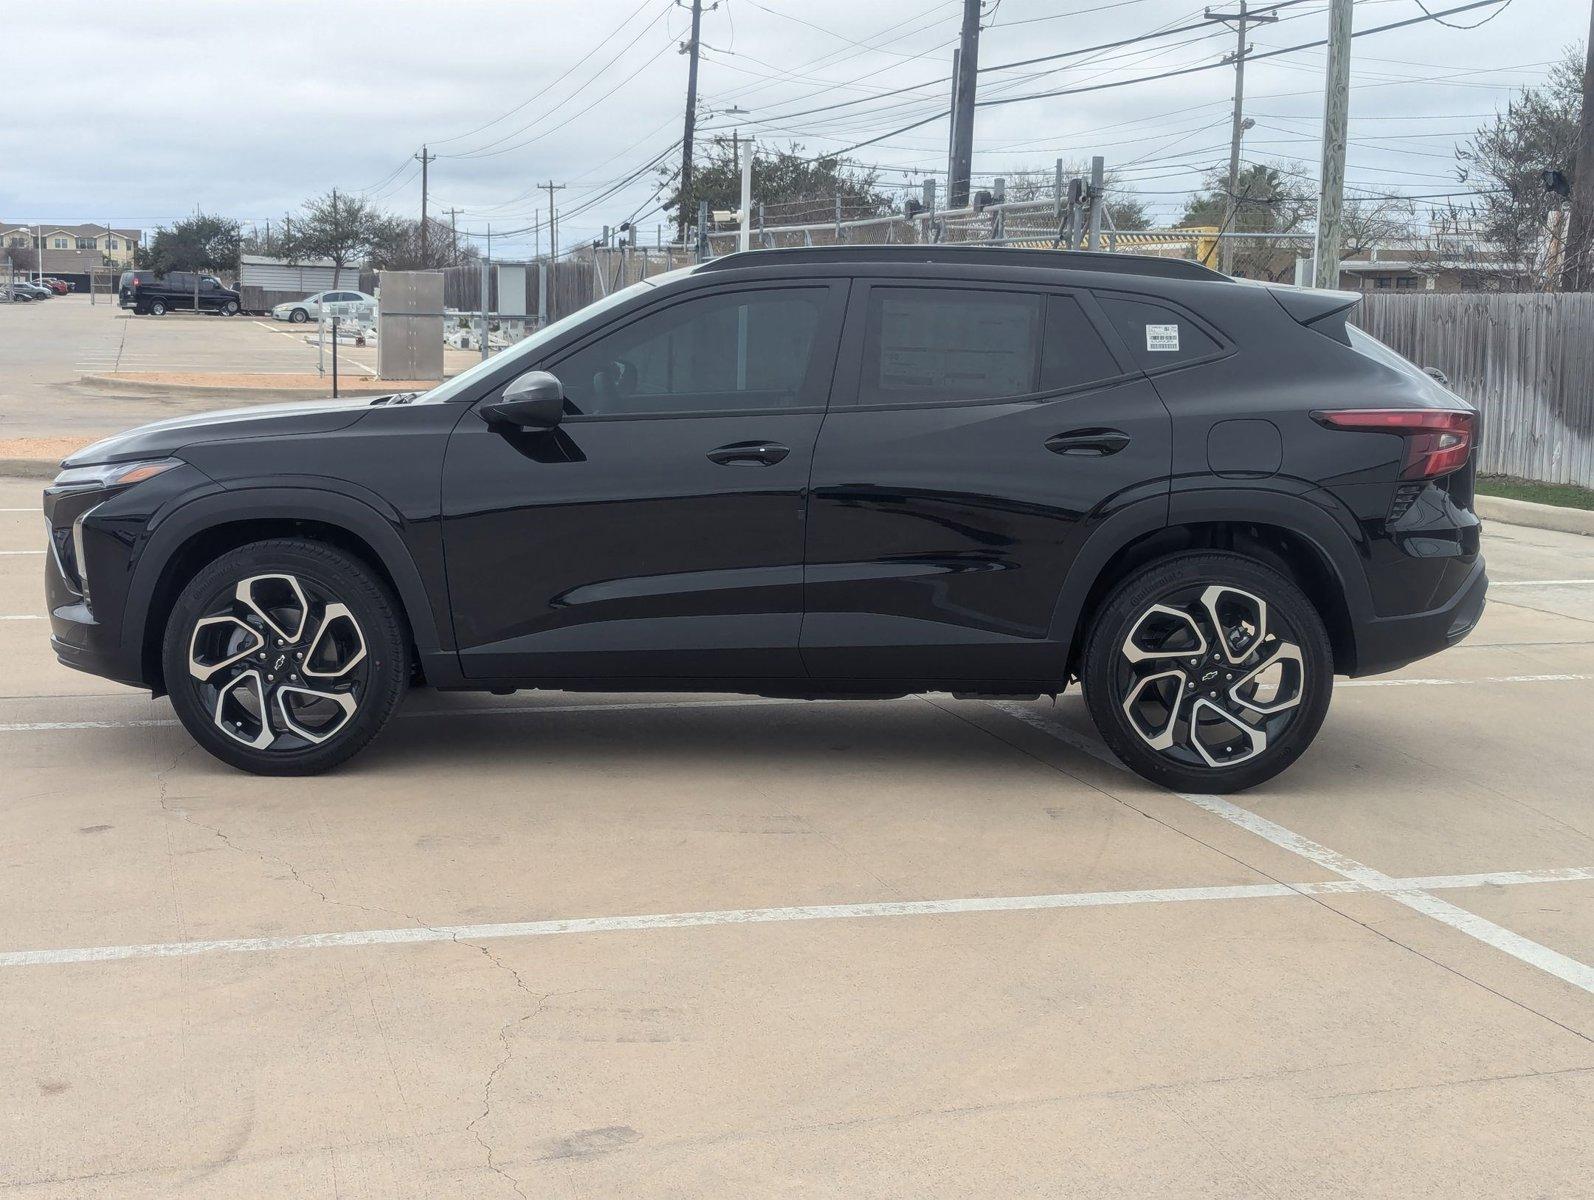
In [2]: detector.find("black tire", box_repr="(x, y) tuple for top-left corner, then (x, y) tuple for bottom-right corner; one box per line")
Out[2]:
(290, 307), (308, 323)
(149, 299), (167, 316)
(161, 539), (409, 775)
(222, 300), (240, 316)
(1082, 551), (1333, 794)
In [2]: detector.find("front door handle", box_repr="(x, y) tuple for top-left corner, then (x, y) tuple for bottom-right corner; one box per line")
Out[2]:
(707, 440), (790, 466)
(1045, 428), (1131, 457)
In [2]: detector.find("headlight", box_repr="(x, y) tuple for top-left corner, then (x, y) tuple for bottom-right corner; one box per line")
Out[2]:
(52, 458), (182, 491)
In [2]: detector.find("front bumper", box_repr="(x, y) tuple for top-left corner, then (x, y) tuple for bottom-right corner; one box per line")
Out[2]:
(1350, 556), (1487, 677)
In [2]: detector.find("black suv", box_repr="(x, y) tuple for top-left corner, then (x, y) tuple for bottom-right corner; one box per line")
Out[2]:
(46, 248), (1484, 790)
(118, 270), (242, 316)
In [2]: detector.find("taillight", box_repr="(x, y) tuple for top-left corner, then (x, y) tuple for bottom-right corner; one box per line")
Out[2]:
(1312, 408), (1474, 480)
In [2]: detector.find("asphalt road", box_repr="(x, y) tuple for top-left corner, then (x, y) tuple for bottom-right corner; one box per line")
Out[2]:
(2, 471), (1592, 1197)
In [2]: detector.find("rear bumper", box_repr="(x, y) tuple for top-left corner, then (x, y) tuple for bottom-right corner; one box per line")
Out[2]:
(1350, 556), (1487, 677)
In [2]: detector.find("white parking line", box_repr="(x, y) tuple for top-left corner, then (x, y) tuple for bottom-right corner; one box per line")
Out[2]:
(0, 615), (41, 621)
(0, 550), (43, 556)
(1342, 672), (1594, 688)
(3, 866), (1589, 969)
(1492, 580), (1594, 586)
(992, 705), (1594, 997)
(0, 508), (40, 513)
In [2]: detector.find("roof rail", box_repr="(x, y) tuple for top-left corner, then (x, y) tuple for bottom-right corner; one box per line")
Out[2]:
(695, 244), (1228, 283)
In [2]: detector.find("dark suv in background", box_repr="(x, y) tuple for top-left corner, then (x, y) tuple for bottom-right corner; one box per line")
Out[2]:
(118, 270), (241, 316)
(46, 247), (1484, 790)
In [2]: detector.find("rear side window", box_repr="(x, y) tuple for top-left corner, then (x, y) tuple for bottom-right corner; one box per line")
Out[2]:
(1097, 295), (1220, 368)
(857, 287), (1117, 406)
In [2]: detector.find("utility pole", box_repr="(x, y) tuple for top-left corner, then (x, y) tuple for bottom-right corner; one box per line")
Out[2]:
(542, 181), (564, 263)
(947, 0), (982, 209)
(1561, 0), (1594, 290)
(737, 132), (753, 254)
(678, 0), (705, 245)
(1206, 0), (1276, 275)
(415, 145), (436, 266)
(1311, 0), (1353, 289)
(444, 207), (461, 266)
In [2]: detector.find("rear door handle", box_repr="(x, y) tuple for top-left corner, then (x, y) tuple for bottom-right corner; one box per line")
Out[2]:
(1045, 428), (1131, 457)
(707, 440), (790, 466)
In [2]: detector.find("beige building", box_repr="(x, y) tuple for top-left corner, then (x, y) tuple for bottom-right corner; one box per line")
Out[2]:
(0, 221), (142, 278)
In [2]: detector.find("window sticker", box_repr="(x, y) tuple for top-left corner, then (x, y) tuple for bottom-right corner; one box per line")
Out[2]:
(1145, 323), (1180, 353)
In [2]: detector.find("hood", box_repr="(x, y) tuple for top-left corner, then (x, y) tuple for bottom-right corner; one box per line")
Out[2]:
(62, 398), (378, 468)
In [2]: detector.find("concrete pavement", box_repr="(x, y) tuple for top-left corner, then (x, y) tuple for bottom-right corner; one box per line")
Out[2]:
(2, 476), (1593, 1197)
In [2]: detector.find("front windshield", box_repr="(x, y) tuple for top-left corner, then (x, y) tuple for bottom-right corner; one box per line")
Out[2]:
(417, 276), (665, 404)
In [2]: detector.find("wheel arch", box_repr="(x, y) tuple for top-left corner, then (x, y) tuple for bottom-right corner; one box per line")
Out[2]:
(1052, 488), (1372, 680)
(127, 488), (450, 695)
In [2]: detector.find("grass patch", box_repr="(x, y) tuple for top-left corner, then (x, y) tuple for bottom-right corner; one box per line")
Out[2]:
(1476, 475), (1594, 511)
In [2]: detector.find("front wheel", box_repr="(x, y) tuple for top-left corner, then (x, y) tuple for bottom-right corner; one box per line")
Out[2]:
(289, 307), (308, 323)
(222, 300), (240, 316)
(1082, 552), (1333, 793)
(162, 539), (409, 775)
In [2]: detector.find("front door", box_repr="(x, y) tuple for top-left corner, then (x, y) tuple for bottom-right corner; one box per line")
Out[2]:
(801, 280), (1173, 683)
(441, 280), (847, 682)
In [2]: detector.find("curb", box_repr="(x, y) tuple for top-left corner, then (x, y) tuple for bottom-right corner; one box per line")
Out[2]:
(77, 373), (431, 400)
(1476, 494), (1594, 537)
(0, 458), (59, 481)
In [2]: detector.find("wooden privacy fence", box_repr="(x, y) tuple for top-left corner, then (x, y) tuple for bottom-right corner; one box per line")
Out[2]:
(1353, 293), (1594, 488)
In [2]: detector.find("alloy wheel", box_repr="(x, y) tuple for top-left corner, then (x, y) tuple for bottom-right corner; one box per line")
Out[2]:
(186, 573), (369, 752)
(1113, 584), (1306, 770)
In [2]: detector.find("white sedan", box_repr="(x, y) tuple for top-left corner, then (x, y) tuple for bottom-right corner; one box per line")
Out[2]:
(271, 290), (376, 324)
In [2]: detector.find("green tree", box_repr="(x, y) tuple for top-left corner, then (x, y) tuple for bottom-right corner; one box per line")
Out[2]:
(278, 189), (381, 287)
(141, 212), (243, 306)
(1457, 47), (1583, 287)
(663, 142), (894, 233)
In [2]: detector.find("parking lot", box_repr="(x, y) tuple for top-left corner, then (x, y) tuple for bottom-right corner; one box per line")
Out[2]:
(3, 298), (1594, 1197)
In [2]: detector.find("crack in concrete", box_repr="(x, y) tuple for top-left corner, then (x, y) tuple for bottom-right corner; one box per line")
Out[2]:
(153, 753), (550, 1197)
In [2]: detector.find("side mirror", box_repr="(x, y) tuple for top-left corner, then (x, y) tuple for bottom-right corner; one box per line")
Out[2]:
(480, 370), (565, 430)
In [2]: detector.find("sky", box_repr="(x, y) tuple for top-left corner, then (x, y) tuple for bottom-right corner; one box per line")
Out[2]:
(0, 0), (1583, 259)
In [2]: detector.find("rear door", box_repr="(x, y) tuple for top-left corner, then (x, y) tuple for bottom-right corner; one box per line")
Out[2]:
(801, 278), (1172, 683)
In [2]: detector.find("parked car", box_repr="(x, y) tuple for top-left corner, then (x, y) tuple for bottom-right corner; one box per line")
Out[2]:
(12, 280), (52, 300)
(271, 290), (376, 324)
(46, 277), (71, 294)
(43, 246), (1484, 787)
(7, 283), (39, 301)
(117, 270), (242, 316)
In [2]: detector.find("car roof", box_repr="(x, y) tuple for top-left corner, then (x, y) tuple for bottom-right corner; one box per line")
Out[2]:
(692, 244), (1229, 284)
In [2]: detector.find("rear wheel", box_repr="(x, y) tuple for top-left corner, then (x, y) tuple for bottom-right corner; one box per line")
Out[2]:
(162, 539), (408, 775)
(1082, 552), (1333, 793)
(149, 299), (167, 316)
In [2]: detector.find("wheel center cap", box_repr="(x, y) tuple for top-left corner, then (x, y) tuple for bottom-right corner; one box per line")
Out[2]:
(272, 652), (288, 672)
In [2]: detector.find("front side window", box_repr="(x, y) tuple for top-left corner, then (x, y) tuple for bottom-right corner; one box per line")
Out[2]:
(554, 287), (826, 417)
(858, 287), (1118, 406)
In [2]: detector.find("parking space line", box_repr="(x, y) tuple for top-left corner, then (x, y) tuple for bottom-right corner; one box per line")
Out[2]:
(992, 705), (1594, 997)
(1342, 672), (1594, 688)
(0, 550), (43, 556)
(3, 866), (1590, 970)
(0, 615), (42, 620)
(1492, 580), (1594, 587)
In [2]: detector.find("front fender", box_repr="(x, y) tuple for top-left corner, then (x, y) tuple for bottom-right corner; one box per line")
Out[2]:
(123, 484), (455, 686)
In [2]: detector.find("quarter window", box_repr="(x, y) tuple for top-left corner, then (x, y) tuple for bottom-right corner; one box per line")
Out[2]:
(555, 288), (826, 417)
(1097, 295), (1220, 368)
(858, 287), (1118, 406)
